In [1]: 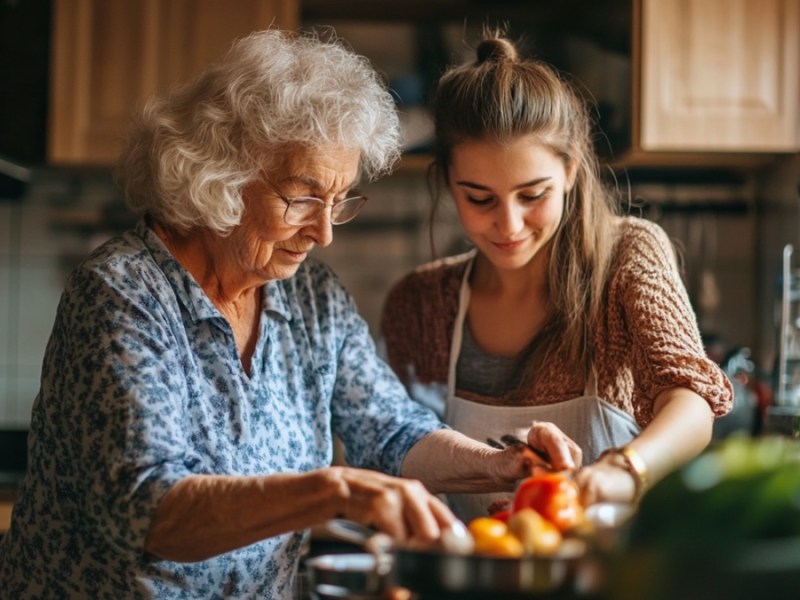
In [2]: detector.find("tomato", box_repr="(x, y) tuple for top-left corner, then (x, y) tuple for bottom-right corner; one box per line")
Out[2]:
(467, 516), (524, 557)
(511, 472), (584, 532)
(473, 532), (524, 558)
(467, 516), (507, 540)
(489, 508), (511, 523)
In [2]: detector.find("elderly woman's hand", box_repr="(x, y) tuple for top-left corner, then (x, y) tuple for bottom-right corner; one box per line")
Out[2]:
(328, 466), (456, 546)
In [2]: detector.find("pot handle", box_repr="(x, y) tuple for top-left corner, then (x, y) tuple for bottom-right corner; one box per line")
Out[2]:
(323, 518), (475, 557)
(323, 519), (372, 543)
(322, 519), (395, 574)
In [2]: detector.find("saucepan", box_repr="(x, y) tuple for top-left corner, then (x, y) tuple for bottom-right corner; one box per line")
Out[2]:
(305, 552), (386, 599)
(308, 519), (592, 599)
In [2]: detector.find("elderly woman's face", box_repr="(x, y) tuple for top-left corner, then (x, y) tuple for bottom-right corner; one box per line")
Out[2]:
(236, 145), (361, 281)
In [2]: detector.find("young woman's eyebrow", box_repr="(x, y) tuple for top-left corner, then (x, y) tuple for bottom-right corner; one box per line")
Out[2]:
(455, 176), (552, 191)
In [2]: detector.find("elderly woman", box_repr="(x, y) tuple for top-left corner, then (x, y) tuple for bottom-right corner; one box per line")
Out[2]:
(0, 30), (532, 599)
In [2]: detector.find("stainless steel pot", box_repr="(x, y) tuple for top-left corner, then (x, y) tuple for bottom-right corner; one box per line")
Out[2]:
(316, 519), (591, 599)
(389, 546), (584, 598)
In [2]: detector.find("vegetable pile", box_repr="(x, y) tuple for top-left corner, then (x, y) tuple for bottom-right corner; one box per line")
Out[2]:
(466, 471), (585, 557)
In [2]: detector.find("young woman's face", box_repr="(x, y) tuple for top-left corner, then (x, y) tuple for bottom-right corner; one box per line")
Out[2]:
(448, 137), (576, 272)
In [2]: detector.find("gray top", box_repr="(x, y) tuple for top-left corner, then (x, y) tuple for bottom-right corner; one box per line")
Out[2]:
(456, 323), (525, 396)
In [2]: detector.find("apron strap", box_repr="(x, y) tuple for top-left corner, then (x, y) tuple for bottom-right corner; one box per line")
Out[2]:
(586, 365), (598, 397)
(446, 255), (475, 400)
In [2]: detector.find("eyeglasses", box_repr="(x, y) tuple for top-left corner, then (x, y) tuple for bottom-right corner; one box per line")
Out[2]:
(269, 184), (368, 227)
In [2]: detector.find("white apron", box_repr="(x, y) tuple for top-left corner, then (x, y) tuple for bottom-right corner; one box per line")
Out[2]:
(444, 258), (641, 521)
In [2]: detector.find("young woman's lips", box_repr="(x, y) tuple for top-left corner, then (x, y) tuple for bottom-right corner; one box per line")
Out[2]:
(492, 239), (526, 251)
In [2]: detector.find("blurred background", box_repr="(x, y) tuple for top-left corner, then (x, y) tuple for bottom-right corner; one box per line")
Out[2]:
(1, 0), (798, 480)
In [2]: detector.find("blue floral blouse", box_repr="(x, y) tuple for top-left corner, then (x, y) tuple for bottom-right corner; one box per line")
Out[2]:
(0, 219), (445, 599)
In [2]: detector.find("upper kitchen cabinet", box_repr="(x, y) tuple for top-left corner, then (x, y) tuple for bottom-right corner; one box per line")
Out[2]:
(635, 0), (800, 153)
(48, 0), (299, 166)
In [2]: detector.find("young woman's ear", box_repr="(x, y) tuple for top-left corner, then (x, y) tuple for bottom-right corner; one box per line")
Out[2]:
(565, 160), (578, 193)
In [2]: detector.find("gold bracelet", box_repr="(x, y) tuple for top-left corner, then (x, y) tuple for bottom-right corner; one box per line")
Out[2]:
(600, 446), (649, 504)
(620, 446), (649, 502)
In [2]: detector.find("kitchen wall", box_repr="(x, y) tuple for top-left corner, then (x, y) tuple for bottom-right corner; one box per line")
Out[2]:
(311, 169), (469, 335)
(0, 170), (132, 428)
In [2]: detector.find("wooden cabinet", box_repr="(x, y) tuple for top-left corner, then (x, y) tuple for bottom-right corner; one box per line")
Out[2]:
(49, 0), (299, 166)
(51, 0), (797, 167)
(636, 0), (800, 153)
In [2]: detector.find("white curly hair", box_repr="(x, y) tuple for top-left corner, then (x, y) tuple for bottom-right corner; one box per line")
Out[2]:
(116, 29), (401, 234)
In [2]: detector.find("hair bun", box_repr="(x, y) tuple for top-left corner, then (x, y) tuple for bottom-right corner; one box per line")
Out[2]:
(476, 38), (518, 64)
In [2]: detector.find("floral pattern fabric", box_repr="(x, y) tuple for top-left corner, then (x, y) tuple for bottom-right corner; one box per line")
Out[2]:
(0, 219), (445, 599)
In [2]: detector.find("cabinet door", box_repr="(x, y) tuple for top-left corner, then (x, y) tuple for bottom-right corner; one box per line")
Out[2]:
(49, 0), (298, 166)
(639, 0), (799, 151)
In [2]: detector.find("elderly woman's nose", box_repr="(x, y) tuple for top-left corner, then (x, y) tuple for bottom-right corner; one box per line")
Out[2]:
(307, 209), (334, 247)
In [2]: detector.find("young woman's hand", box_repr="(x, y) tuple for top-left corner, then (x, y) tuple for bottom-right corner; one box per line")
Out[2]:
(572, 453), (638, 506)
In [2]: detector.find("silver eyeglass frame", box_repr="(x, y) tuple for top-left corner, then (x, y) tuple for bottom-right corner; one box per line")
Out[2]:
(267, 182), (367, 226)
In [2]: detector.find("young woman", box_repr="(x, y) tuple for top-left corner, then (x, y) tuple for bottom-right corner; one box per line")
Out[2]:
(381, 31), (733, 521)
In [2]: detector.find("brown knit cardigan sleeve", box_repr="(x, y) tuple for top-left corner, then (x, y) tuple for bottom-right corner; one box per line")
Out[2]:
(595, 217), (733, 426)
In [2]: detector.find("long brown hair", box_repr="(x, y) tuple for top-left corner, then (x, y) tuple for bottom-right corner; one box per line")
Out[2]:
(430, 28), (620, 378)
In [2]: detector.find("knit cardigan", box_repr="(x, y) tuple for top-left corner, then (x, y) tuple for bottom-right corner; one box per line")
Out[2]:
(380, 216), (733, 429)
